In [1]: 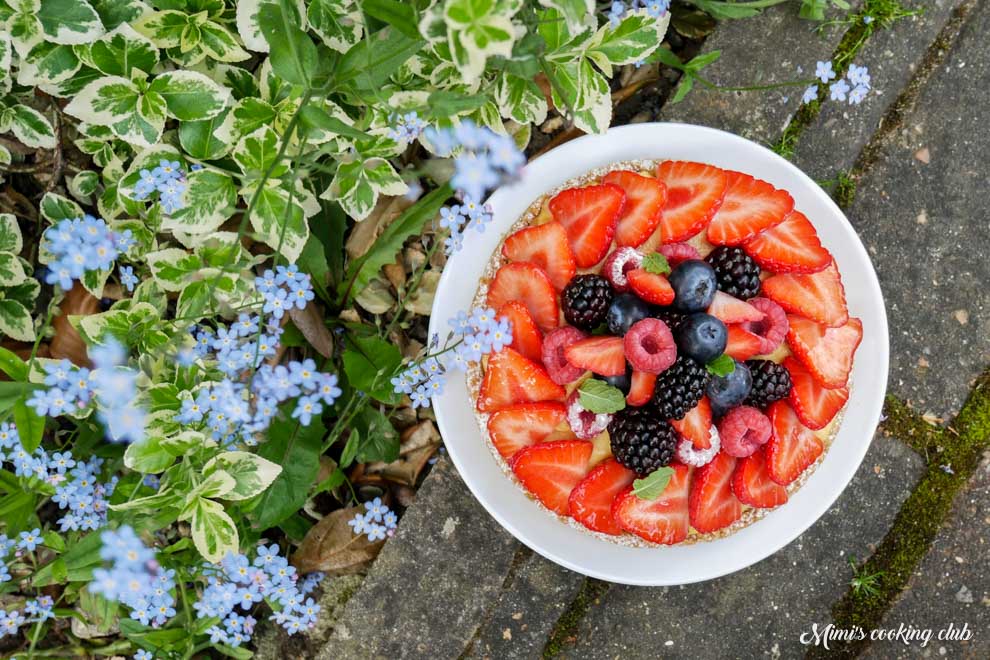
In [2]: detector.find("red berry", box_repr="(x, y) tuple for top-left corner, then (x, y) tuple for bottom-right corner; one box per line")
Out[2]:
(732, 447), (789, 508)
(659, 242), (701, 267)
(724, 325), (764, 361)
(654, 161), (727, 242)
(689, 452), (742, 533)
(762, 261), (849, 328)
(626, 370), (657, 407)
(477, 348), (566, 413)
(497, 301), (543, 364)
(786, 315), (863, 389)
(785, 356), (849, 430)
(706, 171), (794, 246)
(569, 458), (636, 535)
(718, 405), (772, 458)
(626, 268), (675, 305)
(602, 247), (644, 293)
(488, 402), (568, 460)
(744, 210), (831, 274)
(623, 318), (677, 375)
(739, 297), (789, 355)
(707, 290), (764, 324)
(487, 262), (559, 332)
(564, 336), (627, 377)
(566, 390), (612, 440)
(670, 397), (713, 450)
(502, 220), (577, 290)
(766, 400), (824, 485)
(549, 183), (625, 267)
(541, 327), (588, 385)
(611, 463), (691, 544)
(602, 170), (666, 248)
(511, 440), (593, 515)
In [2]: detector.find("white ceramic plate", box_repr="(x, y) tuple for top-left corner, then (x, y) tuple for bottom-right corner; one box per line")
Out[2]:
(428, 123), (888, 586)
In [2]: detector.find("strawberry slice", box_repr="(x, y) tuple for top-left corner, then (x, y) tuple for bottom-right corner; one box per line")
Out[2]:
(497, 301), (543, 364)
(785, 356), (849, 430)
(564, 336), (626, 377)
(706, 171), (794, 245)
(731, 447), (789, 508)
(744, 210), (831, 274)
(626, 370), (657, 406)
(654, 161), (728, 242)
(761, 261), (849, 328)
(511, 440), (593, 515)
(568, 458), (637, 534)
(724, 325), (764, 361)
(487, 262), (559, 332)
(501, 221), (577, 290)
(611, 463), (691, 544)
(689, 451), (742, 533)
(626, 268), (675, 305)
(707, 290), (764, 324)
(786, 315), (863, 389)
(602, 170), (667, 248)
(549, 183), (625, 267)
(488, 402), (568, 460)
(477, 348), (566, 413)
(671, 397), (713, 450)
(766, 400), (824, 485)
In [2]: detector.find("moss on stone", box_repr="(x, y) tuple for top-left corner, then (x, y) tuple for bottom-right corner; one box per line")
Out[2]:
(814, 372), (990, 658)
(833, 170), (858, 208)
(542, 578), (610, 659)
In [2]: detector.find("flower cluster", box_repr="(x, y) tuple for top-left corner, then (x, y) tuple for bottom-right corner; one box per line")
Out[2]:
(28, 340), (147, 444)
(133, 159), (193, 214)
(190, 313), (280, 378)
(53, 457), (117, 532)
(194, 545), (323, 644)
(437, 196), (494, 255)
(392, 306), (512, 408)
(388, 111), (428, 142)
(0, 595), (52, 640)
(607, 0), (670, 25)
(41, 215), (134, 290)
(347, 497), (398, 542)
(424, 120), (524, 204)
(255, 264), (315, 320)
(803, 61), (872, 106)
(89, 526), (177, 628)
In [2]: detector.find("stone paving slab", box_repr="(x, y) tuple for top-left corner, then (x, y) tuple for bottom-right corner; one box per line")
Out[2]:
(793, 0), (971, 182)
(660, 3), (855, 145)
(862, 452), (990, 659)
(840, 0), (990, 422)
(565, 436), (923, 659)
(315, 457), (519, 660)
(466, 550), (585, 660)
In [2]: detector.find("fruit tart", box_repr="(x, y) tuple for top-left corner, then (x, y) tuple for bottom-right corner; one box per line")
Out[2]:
(471, 161), (863, 546)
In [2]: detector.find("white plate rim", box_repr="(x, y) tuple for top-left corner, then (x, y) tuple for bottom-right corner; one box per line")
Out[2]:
(428, 122), (889, 586)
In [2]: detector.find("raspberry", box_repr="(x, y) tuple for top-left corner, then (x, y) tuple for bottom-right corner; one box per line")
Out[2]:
(745, 360), (792, 408)
(676, 427), (721, 467)
(718, 405), (772, 458)
(623, 318), (677, 374)
(740, 297), (789, 354)
(659, 243), (701, 267)
(602, 247), (643, 293)
(562, 274), (614, 330)
(706, 246), (762, 299)
(541, 327), (587, 385)
(566, 390), (612, 440)
(608, 407), (678, 476)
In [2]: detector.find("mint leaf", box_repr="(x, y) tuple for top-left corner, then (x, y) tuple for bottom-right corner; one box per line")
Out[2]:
(578, 379), (626, 414)
(707, 354), (736, 377)
(633, 466), (675, 500)
(642, 252), (671, 275)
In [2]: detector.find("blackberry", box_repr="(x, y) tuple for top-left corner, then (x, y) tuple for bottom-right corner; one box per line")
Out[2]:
(651, 355), (709, 420)
(608, 407), (679, 476)
(651, 306), (688, 334)
(744, 360), (792, 408)
(705, 246), (762, 299)
(562, 274), (614, 330)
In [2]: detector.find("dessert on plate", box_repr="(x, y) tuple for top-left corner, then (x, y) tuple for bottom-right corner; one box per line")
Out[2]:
(471, 160), (863, 546)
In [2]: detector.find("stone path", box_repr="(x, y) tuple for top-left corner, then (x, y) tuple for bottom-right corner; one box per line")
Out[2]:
(259, 2), (990, 657)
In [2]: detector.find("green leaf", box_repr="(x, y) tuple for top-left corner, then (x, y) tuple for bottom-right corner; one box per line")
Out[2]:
(144, 248), (203, 292)
(18, 41), (81, 86)
(341, 332), (402, 403)
(495, 72), (548, 125)
(321, 157), (408, 221)
(203, 451), (282, 501)
(179, 109), (231, 160)
(0, 215), (21, 254)
(164, 169), (237, 236)
(336, 27), (423, 94)
(349, 406), (400, 464)
(69, 170), (100, 200)
(587, 12), (670, 75)
(340, 183), (451, 302)
(0, 253), (26, 286)
(537, 0), (593, 33)
(706, 354), (736, 377)
(39, 192), (83, 223)
(147, 70), (230, 121)
(124, 436), (176, 473)
(632, 466), (675, 500)
(9, 104), (56, 149)
(0, 346), (29, 381)
(298, 104), (369, 141)
(258, 0), (318, 86)
(85, 23), (158, 76)
(13, 397), (44, 452)
(248, 184), (310, 262)
(37, 0), (104, 45)
(199, 20), (250, 63)
(642, 252), (671, 275)
(189, 497), (239, 563)
(427, 89), (490, 116)
(307, 0), (365, 52)
(361, 0), (419, 39)
(32, 530), (103, 586)
(0, 300), (35, 342)
(247, 416), (325, 530)
(578, 379), (626, 414)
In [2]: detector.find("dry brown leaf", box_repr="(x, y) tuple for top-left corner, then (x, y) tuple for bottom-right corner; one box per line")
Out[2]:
(383, 259), (406, 290)
(354, 279), (395, 314)
(291, 505), (385, 575)
(402, 270), (439, 316)
(365, 420), (441, 486)
(50, 286), (99, 366)
(288, 302), (334, 358)
(344, 196), (415, 259)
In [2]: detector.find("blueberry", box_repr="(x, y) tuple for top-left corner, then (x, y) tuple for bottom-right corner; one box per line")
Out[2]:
(675, 313), (727, 364)
(668, 259), (717, 312)
(606, 293), (652, 336)
(707, 360), (753, 417)
(603, 370), (632, 395)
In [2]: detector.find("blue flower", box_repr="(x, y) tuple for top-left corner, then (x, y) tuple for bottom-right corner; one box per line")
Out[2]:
(608, 1), (626, 26)
(134, 650), (154, 660)
(291, 395), (322, 426)
(17, 528), (42, 552)
(847, 63), (871, 87)
(119, 266), (138, 292)
(40, 215), (122, 290)
(364, 497), (387, 522)
(815, 60), (836, 83)
(829, 78), (850, 101)
(646, 0), (669, 18)
(848, 84), (870, 105)
(802, 84), (818, 105)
